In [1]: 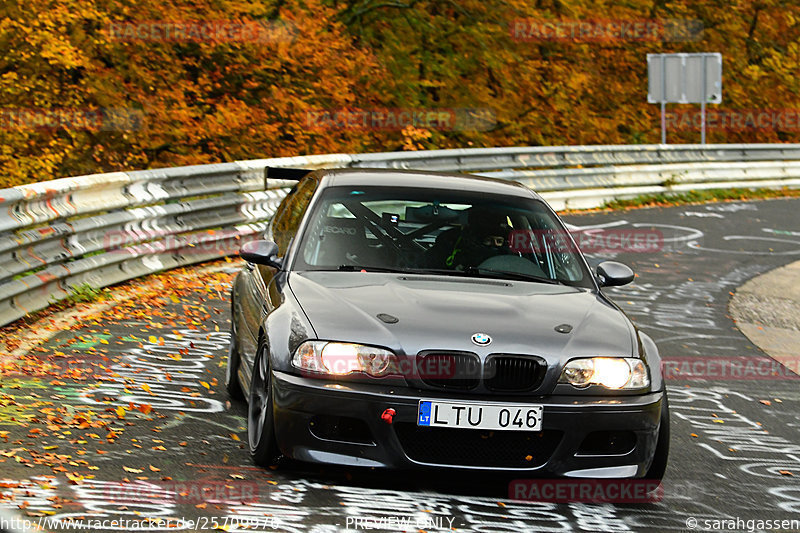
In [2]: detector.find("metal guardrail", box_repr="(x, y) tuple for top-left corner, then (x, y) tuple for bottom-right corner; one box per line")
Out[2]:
(480, 160), (800, 210)
(347, 143), (800, 171)
(2, 143), (800, 328)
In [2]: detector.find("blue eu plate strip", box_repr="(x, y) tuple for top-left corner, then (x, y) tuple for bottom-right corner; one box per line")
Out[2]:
(418, 401), (432, 426)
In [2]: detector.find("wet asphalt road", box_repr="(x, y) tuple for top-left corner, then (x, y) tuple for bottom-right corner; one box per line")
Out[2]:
(1, 198), (800, 533)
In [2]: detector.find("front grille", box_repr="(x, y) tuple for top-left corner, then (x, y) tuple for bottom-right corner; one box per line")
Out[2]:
(484, 355), (546, 392)
(417, 351), (480, 390)
(395, 423), (562, 468)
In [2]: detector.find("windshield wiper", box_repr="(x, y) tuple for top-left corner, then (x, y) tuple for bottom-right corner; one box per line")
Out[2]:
(462, 266), (561, 285)
(394, 267), (557, 284)
(400, 268), (471, 277)
(336, 265), (470, 276)
(335, 265), (560, 285)
(336, 265), (408, 273)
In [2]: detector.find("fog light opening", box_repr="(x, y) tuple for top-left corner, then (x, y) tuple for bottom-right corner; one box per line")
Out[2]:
(576, 430), (637, 456)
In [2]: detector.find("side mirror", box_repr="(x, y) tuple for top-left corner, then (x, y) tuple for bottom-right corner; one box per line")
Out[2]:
(240, 240), (282, 269)
(596, 261), (635, 287)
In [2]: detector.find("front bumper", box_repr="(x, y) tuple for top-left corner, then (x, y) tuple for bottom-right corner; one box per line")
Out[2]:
(271, 370), (663, 477)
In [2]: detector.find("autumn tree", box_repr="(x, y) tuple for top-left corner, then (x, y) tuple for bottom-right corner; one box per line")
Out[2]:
(1, 0), (800, 186)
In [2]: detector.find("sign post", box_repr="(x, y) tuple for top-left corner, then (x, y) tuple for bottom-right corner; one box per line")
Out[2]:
(647, 53), (722, 144)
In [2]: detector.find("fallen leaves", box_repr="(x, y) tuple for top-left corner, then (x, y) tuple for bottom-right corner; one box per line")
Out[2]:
(65, 472), (84, 485)
(0, 264), (239, 497)
(131, 403), (153, 415)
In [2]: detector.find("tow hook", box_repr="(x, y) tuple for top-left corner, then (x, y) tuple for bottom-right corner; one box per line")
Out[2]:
(380, 408), (396, 424)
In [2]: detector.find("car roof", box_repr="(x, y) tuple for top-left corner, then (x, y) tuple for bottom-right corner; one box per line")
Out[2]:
(313, 168), (540, 200)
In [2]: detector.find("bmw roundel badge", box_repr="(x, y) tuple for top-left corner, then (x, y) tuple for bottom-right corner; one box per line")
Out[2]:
(471, 332), (492, 346)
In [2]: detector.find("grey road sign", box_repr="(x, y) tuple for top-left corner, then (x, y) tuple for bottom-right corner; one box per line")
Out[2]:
(648, 52), (722, 144)
(648, 53), (722, 104)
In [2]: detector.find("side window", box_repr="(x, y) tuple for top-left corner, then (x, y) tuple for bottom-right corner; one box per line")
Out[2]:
(271, 177), (318, 256)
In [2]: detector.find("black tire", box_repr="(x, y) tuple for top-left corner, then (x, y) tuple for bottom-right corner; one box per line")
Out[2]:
(645, 391), (670, 481)
(248, 339), (280, 467)
(225, 298), (244, 400)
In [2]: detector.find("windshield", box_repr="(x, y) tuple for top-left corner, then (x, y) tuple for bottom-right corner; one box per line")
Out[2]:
(293, 186), (592, 288)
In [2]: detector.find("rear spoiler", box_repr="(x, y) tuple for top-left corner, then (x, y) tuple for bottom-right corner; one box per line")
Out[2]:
(264, 167), (314, 189)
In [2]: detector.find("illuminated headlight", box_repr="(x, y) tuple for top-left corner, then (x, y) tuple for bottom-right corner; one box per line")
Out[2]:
(292, 341), (400, 377)
(560, 357), (650, 390)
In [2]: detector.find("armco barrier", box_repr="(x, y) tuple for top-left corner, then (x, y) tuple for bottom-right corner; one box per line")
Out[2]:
(2, 143), (800, 328)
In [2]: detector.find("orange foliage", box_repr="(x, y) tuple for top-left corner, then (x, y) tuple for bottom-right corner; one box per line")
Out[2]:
(1, 0), (799, 187)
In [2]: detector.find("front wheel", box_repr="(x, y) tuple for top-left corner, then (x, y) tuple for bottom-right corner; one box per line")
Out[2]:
(248, 339), (280, 467)
(645, 391), (670, 481)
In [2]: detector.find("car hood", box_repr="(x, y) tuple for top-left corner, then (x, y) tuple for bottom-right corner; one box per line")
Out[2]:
(289, 271), (636, 364)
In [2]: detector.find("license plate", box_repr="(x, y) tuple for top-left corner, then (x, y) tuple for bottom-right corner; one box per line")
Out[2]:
(417, 400), (543, 431)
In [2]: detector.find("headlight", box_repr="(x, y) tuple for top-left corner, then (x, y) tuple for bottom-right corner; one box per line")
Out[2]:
(292, 341), (400, 377)
(560, 357), (650, 390)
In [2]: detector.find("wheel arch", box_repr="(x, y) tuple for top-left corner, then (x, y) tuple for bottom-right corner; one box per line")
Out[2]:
(639, 330), (664, 393)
